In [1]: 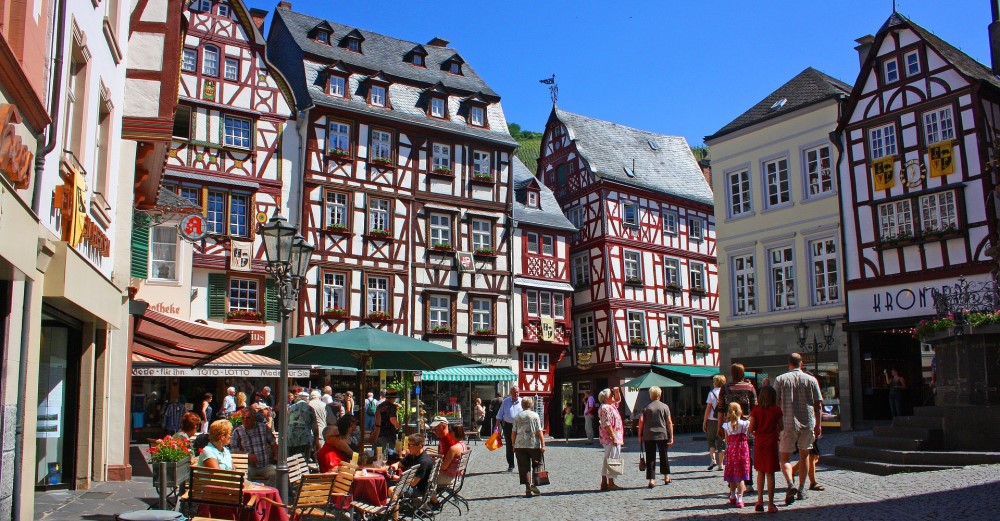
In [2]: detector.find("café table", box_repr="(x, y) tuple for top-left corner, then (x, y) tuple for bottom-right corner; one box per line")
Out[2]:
(197, 483), (289, 521)
(351, 470), (388, 506)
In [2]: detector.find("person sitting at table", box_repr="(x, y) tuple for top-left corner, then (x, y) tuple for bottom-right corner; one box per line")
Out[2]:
(389, 433), (434, 499)
(173, 412), (201, 442)
(315, 426), (342, 473)
(335, 415), (359, 459)
(198, 420), (233, 470)
(230, 408), (277, 486)
(429, 416), (466, 487)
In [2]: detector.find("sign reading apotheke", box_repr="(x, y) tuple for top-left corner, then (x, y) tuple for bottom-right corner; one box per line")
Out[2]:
(132, 366), (309, 378)
(847, 273), (992, 321)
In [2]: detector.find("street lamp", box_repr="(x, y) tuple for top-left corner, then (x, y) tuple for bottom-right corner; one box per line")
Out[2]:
(259, 212), (314, 502)
(796, 317), (836, 375)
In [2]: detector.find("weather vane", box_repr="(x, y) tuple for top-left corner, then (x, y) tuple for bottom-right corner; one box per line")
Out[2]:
(539, 74), (557, 105)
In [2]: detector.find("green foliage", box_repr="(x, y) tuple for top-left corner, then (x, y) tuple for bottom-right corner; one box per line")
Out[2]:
(507, 123), (521, 136)
(691, 146), (710, 161)
(913, 311), (1000, 339)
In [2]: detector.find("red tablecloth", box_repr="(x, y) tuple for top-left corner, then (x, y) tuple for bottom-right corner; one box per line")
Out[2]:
(196, 484), (289, 521)
(351, 472), (388, 506)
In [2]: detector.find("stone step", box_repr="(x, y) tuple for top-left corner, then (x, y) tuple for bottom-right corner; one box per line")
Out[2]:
(834, 445), (1000, 466)
(892, 415), (944, 429)
(873, 425), (943, 440)
(854, 435), (929, 451)
(822, 455), (959, 476)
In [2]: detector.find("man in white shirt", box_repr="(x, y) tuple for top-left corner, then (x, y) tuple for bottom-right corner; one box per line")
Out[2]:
(494, 387), (522, 472)
(322, 386), (334, 405)
(222, 387), (237, 418)
(308, 390), (328, 453)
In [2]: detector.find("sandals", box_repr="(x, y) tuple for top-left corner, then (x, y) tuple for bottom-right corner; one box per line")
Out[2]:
(809, 483), (826, 491)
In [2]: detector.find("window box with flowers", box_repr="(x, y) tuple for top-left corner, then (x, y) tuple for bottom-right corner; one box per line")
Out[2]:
(877, 231), (915, 249)
(624, 277), (644, 287)
(629, 338), (647, 347)
(471, 173), (494, 185)
(665, 282), (682, 293)
(919, 224), (961, 242)
(366, 229), (393, 242)
(366, 311), (392, 322)
(690, 287), (708, 297)
(328, 148), (351, 161)
(914, 311), (1000, 340)
(147, 436), (192, 492)
(430, 167), (454, 177)
(694, 342), (712, 351)
(427, 325), (454, 336)
(667, 339), (685, 350)
(473, 327), (496, 337)
(473, 247), (495, 257)
(369, 156), (394, 169)
(323, 308), (350, 319)
(324, 223), (351, 235)
(226, 310), (263, 323)
(431, 242), (454, 252)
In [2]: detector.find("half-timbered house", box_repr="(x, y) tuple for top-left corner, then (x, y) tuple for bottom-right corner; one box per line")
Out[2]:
(266, 3), (519, 408)
(838, 12), (1000, 420)
(540, 108), (719, 421)
(510, 157), (576, 433)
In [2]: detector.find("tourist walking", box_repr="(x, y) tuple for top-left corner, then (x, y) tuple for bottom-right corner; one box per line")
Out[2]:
(703, 374), (726, 471)
(372, 388), (401, 451)
(773, 353), (823, 505)
(749, 385), (783, 513)
(344, 390), (355, 416)
(287, 390), (316, 460)
(717, 363), (757, 492)
(363, 392), (378, 431)
(495, 387), (522, 472)
(222, 387), (237, 418)
(308, 390), (328, 451)
(583, 390), (597, 444)
(199, 393), (213, 434)
(473, 397), (486, 435)
(598, 387), (624, 491)
(486, 393), (503, 437)
(885, 368), (906, 417)
(722, 402), (751, 508)
(512, 396), (545, 497)
(561, 402), (573, 442)
(638, 386), (674, 488)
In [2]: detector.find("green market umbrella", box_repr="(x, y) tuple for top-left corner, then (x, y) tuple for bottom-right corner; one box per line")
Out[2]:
(623, 371), (684, 390)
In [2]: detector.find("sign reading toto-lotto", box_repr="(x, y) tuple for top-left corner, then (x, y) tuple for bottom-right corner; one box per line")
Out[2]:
(132, 366), (309, 378)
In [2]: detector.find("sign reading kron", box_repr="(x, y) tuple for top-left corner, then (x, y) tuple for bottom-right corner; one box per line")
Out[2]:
(0, 104), (34, 189)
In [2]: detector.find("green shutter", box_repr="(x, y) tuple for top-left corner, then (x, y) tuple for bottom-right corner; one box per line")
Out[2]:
(130, 219), (149, 279)
(265, 278), (279, 322)
(207, 273), (228, 319)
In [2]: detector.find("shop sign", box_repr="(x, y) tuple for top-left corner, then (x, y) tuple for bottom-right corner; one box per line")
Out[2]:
(230, 241), (253, 271)
(132, 366), (309, 378)
(847, 273), (993, 321)
(576, 348), (593, 370)
(179, 214), (208, 241)
(54, 170), (87, 246)
(229, 328), (266, 346)
(456, 251), (475, 273)
(540, 317), (555, 342)
(413, 371), (422, 383)
(469, 354), (509, 367)
(0, 104), (34, 189)
(149, 302), (182, 315)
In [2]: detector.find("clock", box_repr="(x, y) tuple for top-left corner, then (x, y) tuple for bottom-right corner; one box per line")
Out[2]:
(903, 160), (925, 187)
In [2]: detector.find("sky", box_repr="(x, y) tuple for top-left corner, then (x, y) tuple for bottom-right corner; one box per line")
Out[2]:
(245, 0), (992, 147)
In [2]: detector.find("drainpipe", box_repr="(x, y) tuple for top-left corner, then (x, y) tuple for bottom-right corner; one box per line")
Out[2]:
(829, 92), (851, 430)
(32, 0), (67, 213)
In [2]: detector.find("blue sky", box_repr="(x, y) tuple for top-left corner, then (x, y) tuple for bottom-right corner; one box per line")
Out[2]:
(246, 0), (991, 147)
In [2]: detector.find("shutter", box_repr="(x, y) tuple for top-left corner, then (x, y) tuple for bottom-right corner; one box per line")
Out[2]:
(265, 278), (279, 322)
(207, 273), (228, 319)
(130, 218), (149, 279)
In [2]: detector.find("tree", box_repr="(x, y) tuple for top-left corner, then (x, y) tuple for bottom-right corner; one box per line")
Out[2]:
(507, 123), (522, 136)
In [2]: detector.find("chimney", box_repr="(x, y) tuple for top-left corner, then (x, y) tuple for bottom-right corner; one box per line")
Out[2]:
(249, 8), (267, 33)
(854, 35), (875, 69)
(277, 1), (292, 9)
(990, 0), (1000, 75)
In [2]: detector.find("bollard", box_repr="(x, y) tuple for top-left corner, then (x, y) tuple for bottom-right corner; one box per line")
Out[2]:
(159, 462), (168, 510)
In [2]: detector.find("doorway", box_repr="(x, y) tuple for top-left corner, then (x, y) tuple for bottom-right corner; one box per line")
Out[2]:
(859, 331), (922, 420)
(36, 318), (82, 490)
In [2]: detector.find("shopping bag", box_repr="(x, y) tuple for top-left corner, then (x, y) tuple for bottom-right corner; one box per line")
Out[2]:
(535, 455), (550, 486)
(485, 429), (503, 451)
(605, 458), (624, 476)
(639, 456), (646, 472)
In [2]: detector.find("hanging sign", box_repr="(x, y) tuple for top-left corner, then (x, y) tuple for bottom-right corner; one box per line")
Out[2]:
(179, 213), (208, 241)
(413, 371), (422, 383)
(928, 141), (954, 178)
(871, 156), (895, 191)
(540, 317), (556, 342)
(576, 348), (593, 370)
(0, 104), (34, 189)
(54, 170), (87, 246)
(230, 241), (253, 271)
(456, 251), (475, 273)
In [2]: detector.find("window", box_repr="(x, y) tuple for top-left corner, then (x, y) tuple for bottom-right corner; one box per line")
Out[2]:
(94, 94), (112, 194)
(553, 293), (565, 318)
(412, 54), (424, 66)
(923, 107), (955, 145)
(229, 193), (249, 237)
(693, 318), (709, 346)
(367, 276), (388, 314)
(810, 238), (840, 305)
(869, 124), (897, 159)
(204, 189), (250, 237)
(430, 98), (446, 118)
(572, 253), (590, 286)
(173, 106), (191, 139)
(688, 217), (704, 241)
(527, 232), (539, 254)
(527, 192), (538, 208)
(905, 50), (920, 76)
(325, 191), (348, 228)
(624, 251), (641, 282)
(471, 219), (491, 251)
(216, 3), (229, 17)
(664, 257), (680, 285)
(228, 278), (259, 313)
(368, 198), (390, 233)
(370, 85), (386, 107)
(315, 31), (329, 44)
(555, 163), (568, 187)
(469, 106), (484, 126)
(920, 190), (957, 232)
(577, 315), (595, 349)
(328, 76), (346, 97)
(328, 121), (350, 154)
(624, 203), (639, 227)
(150, 226), (178, 281)
(65, 54), (86, 156)
(224, 57), (239, 81)
(537, 353), (550, 372)
(323, 272), (346, 312)
(805, 145), (834, 196)
(432, 143), (451, 171)
(728, 169), (752, 216)
(883, 59), (899, 83)
(472, 298), (492, 331)
(472, 151), (490, 177)
(627, 311), (646, 344)
(347, 39), (360, 52)
(203, 45), (219, 76)
(667, 315), (683, 344)
(207, 191), (226, 234)
(732, 254), (756, 315)
(429, 213), (451, 246)
(194, 0), (211, 12)
(371, 129), (392, 162)
(539, 291), (551, 316)
(223, 115), (252, 149)
(522, 352), (535, 372)
(662, 211), (678, 235)
(769, 246), (796, 311)
(428, 295), (450, 328)
(182, 48), (197, 72)
(878, 199), (914, 240)
(689, 262), (705, 290)
(568, 207), (585, 229)
(526, 290), (538, 315)
(449, 62), (461, 74)
(542, 235), (554, 256)
(180, 186), (200, 206)
(764, 158), (790, 207)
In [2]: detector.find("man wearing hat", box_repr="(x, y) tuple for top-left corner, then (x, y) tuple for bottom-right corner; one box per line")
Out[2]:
(430, 415), (466, 488)
(372, 388), (400, 451)
(287, 390), (316, 460)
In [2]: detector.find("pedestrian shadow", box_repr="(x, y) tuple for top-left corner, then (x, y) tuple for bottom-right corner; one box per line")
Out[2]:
(464, 470), (510, 477)
(465, 489), (604, 501)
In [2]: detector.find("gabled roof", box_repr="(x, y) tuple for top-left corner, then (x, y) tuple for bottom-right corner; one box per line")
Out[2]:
(221, 0), (297, 111)
(408, 44), (428, 56)
(340, 28), (365, 43)
(463, 92), (489, 104)
(425, 82), (450, 95)
(308, 21), (334, 34)
(325, 61), (351, 74)
(552, 108), (714, 206)
(444, 53), (465, 64)
(366, 71), (392, 84)
(512, 157), (576, 232)
(706, 67), (850, 141)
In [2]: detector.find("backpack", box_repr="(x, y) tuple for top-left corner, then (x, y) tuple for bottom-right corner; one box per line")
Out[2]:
(365, 398), (378, 416)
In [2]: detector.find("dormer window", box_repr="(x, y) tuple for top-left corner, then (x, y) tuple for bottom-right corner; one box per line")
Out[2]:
(217, 4), (229, 17)
(528, 191), (539, 208)
(469, 106), (484, 126)
(370, 85), (386, 107)
(316, 31), (330, 44)
(329, 75), (346, 97)
(413, 55), (424, 66)
(449, 62), (461, 74)
(348, 39), (359, 52)
(430, 97), (446, 118)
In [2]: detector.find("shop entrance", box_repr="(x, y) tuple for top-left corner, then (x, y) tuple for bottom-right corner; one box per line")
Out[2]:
(859, 331), (923, 420)
(36, 314), (82, 490)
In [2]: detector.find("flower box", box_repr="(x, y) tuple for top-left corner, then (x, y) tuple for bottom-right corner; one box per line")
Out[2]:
(629, 338), (647, 347)
(370, 156), (393, 166)
(152, 458), (191, 492)
(328, 148), (351, 160)
(325, 223), (350, 234)
(665, 282), (682, 293)
(624, 278), (644, 287)
(474, 328), (496, 336)
(667, 339), (685, 350)
(471, 173), (494, 184)
(690, 287), (707, 296)
(226, 310), (263, 322)
(694, 342), (713, 351)
(430, 167), (453, 177)
(147, 436), (192, 492)
(429, 325), (453, 335)
(473, 247), (495, 256)
(366, 311), (392, 321)
(323, 308), (349, 319)
(366, 229), (392, 240)
(431, 243), (454, 251)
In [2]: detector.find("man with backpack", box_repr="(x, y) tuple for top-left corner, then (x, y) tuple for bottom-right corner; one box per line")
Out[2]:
(363, 391), (378, 431)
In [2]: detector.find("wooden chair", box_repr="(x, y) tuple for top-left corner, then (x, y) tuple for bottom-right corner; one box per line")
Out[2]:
(352, 466), (418, 521)
(258, 472), (337, 520)
(435, 449), (471, 516)
(398, 456), (442, 521)
(287, 453), (310, 487)
(181, 467), (250, 519)
(230, 452), (249, 478)
(326, 462), (358, 518)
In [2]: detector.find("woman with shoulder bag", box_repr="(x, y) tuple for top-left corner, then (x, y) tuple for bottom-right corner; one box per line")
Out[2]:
(598, 387), (625, 491)
(638, 386), (674, 488)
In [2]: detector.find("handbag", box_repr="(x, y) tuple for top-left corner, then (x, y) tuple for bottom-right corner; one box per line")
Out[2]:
(605, 457), (624, 476)
(485, 429), (503, 451)
(639, 455), (646, 472)
(535, 454), (550, 486)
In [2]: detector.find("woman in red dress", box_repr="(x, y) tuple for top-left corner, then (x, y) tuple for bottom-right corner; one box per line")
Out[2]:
(749, 385), (783, 513)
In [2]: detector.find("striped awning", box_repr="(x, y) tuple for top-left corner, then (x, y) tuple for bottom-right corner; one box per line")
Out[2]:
(421, 366), (516, 382)
(131, 306), (249, 366)
(653, 364), (721, 378)
(132, 350), (281, 366)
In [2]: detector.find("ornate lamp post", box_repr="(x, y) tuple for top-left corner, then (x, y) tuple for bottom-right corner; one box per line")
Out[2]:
(259, 212), (314, 502)
(796, 317), (835, 375)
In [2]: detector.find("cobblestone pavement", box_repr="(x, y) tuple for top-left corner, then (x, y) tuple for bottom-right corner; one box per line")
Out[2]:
(34, 429), (1000, 520)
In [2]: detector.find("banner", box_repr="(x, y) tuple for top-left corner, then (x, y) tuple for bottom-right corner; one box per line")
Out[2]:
(871, 156), (895, 191)
(540, 317), (555, 341)
(928, 141), (954, 178)
(230, 241), (252, 271)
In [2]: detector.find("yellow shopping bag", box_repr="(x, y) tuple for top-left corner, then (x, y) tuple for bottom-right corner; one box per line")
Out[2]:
(485, 429), (503, 451)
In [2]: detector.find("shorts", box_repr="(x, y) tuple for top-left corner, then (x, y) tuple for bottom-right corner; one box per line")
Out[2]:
(809, 438), (821, 456)
(780, 427), (815, 454)
(706, 420), (726, 451)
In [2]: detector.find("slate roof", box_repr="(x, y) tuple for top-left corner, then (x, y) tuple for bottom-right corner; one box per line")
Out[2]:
(511, 157), (576, 232)
(882, 12), (1000, 89)
(553, 108), (714, 206)
(706, 67), (851, 141)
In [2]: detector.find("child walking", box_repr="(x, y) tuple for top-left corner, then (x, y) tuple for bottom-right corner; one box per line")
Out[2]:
(749, 385), (783, 513)
(722, 402), (751, 508)
(561, 403), (574, 443)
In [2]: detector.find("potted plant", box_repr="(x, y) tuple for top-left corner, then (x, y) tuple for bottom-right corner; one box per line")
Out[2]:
(148, 436), (192, 493)
(667, 338), (685, 349)
(474, 247), (494, 256)
(324, 307), (349, 318)
(629, 338), (647, 347)
(326, 222), (349, 233)
(430, 325), (453, 334)
(694, 342), (712, 351)
(367, 310), (391, 321)
(370, 156), (393, 167)
(368, 228), (391, 238)
(625, 277), (643, 286)
(690, 286), (707, 296)
(226, 310), (263, 322)
(432, 242), (453, 251)
(432, 166), (453, 175)
(472, 172), (493, 182)
(474, 327), (496, 336)
(329, 147), (350, 158)
(665, 281), (682, 292)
